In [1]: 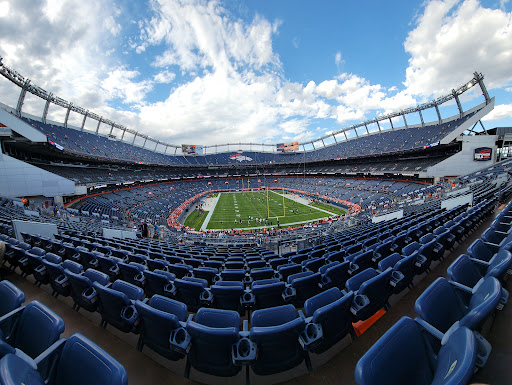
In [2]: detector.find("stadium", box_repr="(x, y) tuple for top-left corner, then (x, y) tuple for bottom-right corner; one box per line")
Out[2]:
(0, 2), (512, 384)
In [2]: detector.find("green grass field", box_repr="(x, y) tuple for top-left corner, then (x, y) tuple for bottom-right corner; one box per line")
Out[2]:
(202, 190), (344, 230)
(184, 209), (208, 229)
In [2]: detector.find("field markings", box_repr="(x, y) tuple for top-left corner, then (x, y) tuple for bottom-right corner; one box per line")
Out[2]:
(271, 190), (336, 216)
(200, 193), (221, 231)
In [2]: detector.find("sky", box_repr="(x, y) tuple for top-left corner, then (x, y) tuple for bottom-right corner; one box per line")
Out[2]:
(0, 0), (511, 149)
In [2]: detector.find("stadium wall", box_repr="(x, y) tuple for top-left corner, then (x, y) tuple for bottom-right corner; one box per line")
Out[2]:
(425, 135), (497, 178)
(0, 152), (75, 197)
(0, 108), (47, 142)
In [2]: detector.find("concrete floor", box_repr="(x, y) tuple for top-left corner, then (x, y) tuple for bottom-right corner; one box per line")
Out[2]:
(2, 204), (511, 385)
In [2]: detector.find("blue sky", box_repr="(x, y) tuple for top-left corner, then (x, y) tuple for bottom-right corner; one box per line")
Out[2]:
(0, 0), (511, 149)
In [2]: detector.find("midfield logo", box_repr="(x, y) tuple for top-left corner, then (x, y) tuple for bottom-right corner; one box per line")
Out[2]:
(229, 154), (253, 162)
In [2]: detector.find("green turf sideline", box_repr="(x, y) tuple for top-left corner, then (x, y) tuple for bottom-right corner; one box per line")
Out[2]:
(200, 193), (221, 231)
(205, 190), (332, 230)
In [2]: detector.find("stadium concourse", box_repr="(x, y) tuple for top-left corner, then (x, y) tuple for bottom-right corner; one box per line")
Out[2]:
(0, 64), (512, 384)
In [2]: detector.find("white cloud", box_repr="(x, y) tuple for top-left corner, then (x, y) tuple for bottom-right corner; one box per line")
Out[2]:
(0, 1), (9, 18)
(404, 0), (512, 96)
(482, 103), (512, 121)
(153, 70), (176, 84)
(335, 51), (343, 67)
(137, 0), (280, 74)
(101, 68), (153, 104)
(0, 0), (122, 113)
(1, 0), (510, 148)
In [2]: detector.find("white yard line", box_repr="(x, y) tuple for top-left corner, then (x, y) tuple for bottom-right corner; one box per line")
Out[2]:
(200, 193), (221, 231)
(271, 190), (336, 216)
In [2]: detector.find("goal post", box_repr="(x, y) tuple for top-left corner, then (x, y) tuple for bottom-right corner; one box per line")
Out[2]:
(266, 187), (286, 219)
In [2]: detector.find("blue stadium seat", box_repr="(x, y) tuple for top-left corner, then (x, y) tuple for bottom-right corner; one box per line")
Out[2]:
(249, 267), (275, 281)
(448, 252), (512, 287)
(192, 267), (218, 285)
(467, 238), (512, 262)
(249, 304), (310, 375)
(32, 253), (61, 287)
(346, 268), (392, 321)
(415, 277), (501, 334)
(117, 262), (146, 287)
(43, 259), (82, 298)
(94, 280), (144, 332)
(303, 288), (355, 354)
(287, 271), (321, 306)
(65, 267), (109, 312)
(135, 295), (189, 360)
(144, 269), (176, 298)
(0, 301), (64, 361)
(18, 247), (46, 278)
(0, 281), (25, 339)
(249, 278), (286, 310)
(0, 333), (128, 385)
(377, 253), (416, 294)
(354, 317), (477, 385)
(318, 261), (350, 291)
(207, 281), (245, 313)
(183, 308), (242, 378)
(174, 277), (208, 312)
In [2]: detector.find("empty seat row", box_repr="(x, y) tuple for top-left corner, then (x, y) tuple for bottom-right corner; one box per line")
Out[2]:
(0, 280), (127, 385)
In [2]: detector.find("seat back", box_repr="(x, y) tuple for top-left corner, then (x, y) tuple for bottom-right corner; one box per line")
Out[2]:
(144, 270), (175, 298)
(467, 239), (494, 262)
(462, 276), (501, 330)
(355, 317), (435, 385)
(15, 301), (65, 359)
(55, 333), (128, 385)
(414, 278), (466, 333)
(211, 281), (244, 312)
(174, 277), (207, 312)
(134, 296), (187, 360)
(446, 254), (483, 287)
(249, 304), (306, 375)
(305, 288), (355, 353)
(251, 279), (286, 309)
(0, 280), (25, 317)
(186, 308), (241, 377)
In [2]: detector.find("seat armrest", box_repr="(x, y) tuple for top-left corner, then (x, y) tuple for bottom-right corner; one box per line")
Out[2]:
(483, 242), (499, 252)
(232, 337), (257, 366)
(169, 327), (191, 354)
(390, 271), (405, 288)
(282, 286), (296, 302)
(348, 262), (359, 275)
(200, 288), (214, 305)
(0, 306), (25, 328)
(81, 287), (98, 305)
(468, 257), (491, 267)
(350, 294), (369, 316)
(415, 254), (427, 268)
(240, 292), (255, 309)
(448, 280), (473, 294)
(414, 317), (443, 341)
(299, 322), (324, 350)
(14, 348), (37, 371)
(164, 282), (177, 297)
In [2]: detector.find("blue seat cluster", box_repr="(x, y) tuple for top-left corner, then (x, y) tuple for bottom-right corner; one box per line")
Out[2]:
(355, 199), (512, 385)
(0, 198), (498, 382)
(0, 280), (128, 385)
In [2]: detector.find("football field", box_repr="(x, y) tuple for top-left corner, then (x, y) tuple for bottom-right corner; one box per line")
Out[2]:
(199, 190), (343, 230)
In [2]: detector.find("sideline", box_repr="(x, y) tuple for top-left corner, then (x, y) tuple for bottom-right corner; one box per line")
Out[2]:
(271, 190), (336, 216)
(200, 193), (221, 231)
